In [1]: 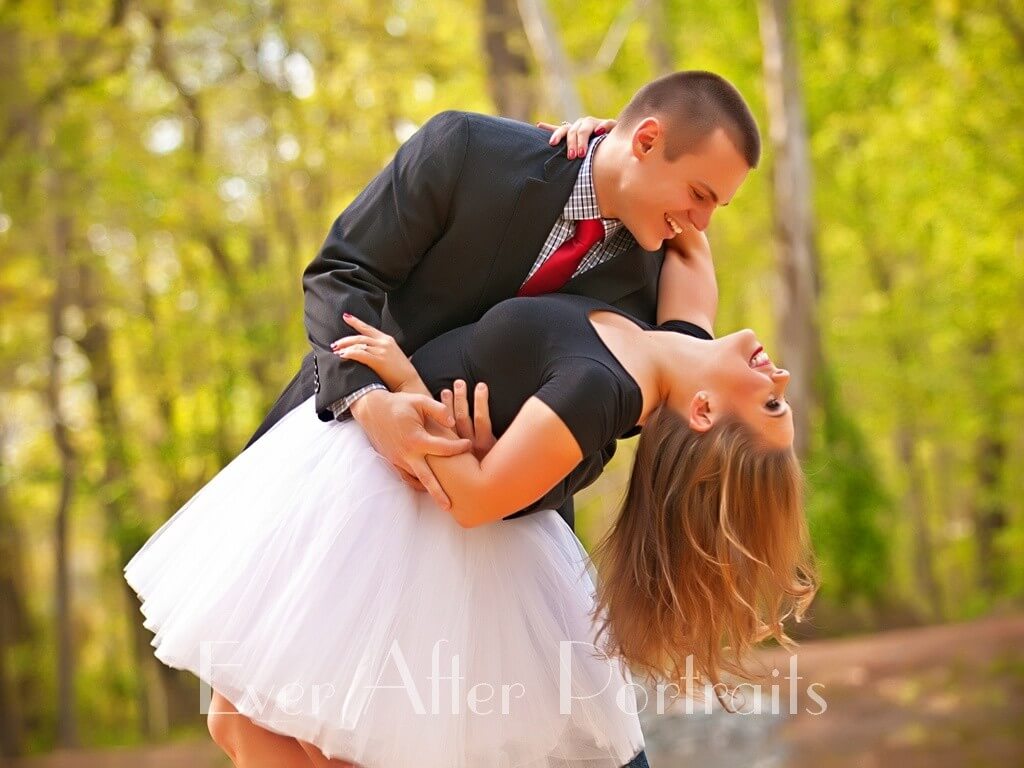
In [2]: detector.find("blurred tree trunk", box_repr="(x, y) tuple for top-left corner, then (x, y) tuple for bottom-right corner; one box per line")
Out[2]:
(970, 334), (1008, 595)
(645, 0), (675, 74)
(482, 0), (536, 119)
(895, 421), (944, 618)
(0, 423), (29, 758)
(77, 257), (175, 739)
(757, 0), (823, 459)
(861, 239), (944, 619)
(0, 20), (30, 757)
(995, 0), (1024, 58)
(516, 0), (583, 119)
(47, 169), (79, 749)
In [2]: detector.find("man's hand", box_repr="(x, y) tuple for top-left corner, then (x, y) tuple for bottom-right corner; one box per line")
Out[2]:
(537, 116), (617, 159)
(350, 388), (471, 510)
(441, 379), (497, 462)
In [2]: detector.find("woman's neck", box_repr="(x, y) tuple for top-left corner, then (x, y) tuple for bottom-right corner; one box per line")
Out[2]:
(588, 310), (706, 427)
(640, 329), (708, 423)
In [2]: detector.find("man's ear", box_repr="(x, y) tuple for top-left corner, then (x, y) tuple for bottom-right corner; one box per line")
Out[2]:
(632, 117), (661, 158)
(688, 391), (714, 433)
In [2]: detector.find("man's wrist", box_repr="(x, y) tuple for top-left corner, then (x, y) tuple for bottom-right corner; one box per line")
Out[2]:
(348, 386), (390, 422)
(331, 383), (389, 420)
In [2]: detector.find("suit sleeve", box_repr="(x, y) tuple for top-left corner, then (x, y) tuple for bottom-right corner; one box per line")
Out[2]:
(302, 110), (471, 421)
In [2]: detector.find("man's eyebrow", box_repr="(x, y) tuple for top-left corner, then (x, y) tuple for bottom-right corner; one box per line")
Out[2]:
(696, 181), (728, 206)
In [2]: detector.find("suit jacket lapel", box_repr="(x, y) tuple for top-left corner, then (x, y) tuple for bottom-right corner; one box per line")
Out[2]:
(560, 241), (663, 306)
(480, 145), (664, 312)
(478, 150), (581, 312)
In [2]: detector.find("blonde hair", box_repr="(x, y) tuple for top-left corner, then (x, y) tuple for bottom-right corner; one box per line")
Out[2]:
(590, 405), (818, 712)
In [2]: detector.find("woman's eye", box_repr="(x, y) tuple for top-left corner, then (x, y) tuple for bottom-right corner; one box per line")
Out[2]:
(766, 398), (781, 412)
(692, 189), (706, 202)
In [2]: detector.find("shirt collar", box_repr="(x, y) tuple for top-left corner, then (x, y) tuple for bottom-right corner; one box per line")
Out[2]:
(564, 134), (624, 239)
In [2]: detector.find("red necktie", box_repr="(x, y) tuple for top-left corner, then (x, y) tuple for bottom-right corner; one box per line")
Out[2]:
(517, 218), (605, 297)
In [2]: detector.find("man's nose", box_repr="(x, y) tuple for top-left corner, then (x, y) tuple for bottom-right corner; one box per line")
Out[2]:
(688, 207), (712, 232)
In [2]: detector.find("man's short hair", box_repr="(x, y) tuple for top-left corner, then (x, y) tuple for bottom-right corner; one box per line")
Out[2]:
(617, 71), (761, 168)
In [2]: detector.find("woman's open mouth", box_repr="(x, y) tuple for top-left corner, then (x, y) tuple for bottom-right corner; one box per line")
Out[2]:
(749, 345), (771, 368)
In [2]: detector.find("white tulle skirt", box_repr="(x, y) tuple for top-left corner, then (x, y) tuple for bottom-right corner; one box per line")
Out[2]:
(123, 394), (645, 767)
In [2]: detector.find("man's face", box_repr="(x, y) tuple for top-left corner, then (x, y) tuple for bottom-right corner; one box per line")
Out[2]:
(617, 120), (751, 251)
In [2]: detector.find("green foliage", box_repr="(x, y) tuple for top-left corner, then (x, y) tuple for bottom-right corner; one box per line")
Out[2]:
(806, 365), (890, 607)
(1, 0), (1022, 754)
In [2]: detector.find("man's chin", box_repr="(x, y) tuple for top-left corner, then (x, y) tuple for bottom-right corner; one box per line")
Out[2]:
(639, 234), (667, 251)
(622, 221), (665, 251)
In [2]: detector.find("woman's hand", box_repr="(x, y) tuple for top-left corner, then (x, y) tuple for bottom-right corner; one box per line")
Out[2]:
(441, 379), (497, 461)
(537, 116), (617, 160)
(331, 314), (421, 393)
(665, 218), (711, 261)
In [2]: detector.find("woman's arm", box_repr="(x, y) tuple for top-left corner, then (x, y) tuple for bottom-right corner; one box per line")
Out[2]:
(421, 397), (583, 527)
(658, 222), (718, 335)
(333, 316), (586, 527)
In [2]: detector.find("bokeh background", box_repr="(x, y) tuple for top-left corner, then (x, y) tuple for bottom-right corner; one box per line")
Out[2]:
(1, 0), (1022, 765)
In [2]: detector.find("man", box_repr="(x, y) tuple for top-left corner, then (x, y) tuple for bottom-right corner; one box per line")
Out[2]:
(247, 70), (759, 531)
(224, 69), (760, 768)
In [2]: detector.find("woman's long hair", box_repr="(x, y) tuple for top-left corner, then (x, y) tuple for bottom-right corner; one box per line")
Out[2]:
(589, 404), (818, 712)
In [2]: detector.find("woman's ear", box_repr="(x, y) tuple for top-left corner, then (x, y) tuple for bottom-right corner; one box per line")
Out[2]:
(688, 391), (714, 432)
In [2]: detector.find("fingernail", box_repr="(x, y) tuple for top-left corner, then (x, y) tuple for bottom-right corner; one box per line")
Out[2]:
(568, 150), (575, 159)
(550, 137), (557, 145)
(595, 127), (606, 135)
(579, 145), (586, 157)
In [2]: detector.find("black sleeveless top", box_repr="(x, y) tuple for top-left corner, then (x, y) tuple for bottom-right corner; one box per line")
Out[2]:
(411, 294), (712, 510)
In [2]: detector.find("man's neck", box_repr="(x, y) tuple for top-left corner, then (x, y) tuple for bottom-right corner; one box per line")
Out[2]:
(590, 136), (624, 221)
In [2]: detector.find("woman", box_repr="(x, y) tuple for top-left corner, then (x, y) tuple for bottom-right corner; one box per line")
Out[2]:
(123, 229), (816, 767)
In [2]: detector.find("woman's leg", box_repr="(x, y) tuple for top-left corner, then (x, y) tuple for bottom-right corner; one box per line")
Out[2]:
(206, 689), (314, 768)
(296, 738), (359, 767)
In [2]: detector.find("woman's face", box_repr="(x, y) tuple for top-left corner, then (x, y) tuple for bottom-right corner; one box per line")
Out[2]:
(693, 328), (794, 449)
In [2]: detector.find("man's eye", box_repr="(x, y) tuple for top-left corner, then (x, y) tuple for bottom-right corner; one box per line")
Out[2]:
(692, 189), (706, 202)
(766, 398), (782, 411)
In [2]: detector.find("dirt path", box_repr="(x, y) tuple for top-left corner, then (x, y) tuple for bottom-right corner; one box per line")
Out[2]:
(11, 613), (1023, 768)
(640, 611), (1024, 767)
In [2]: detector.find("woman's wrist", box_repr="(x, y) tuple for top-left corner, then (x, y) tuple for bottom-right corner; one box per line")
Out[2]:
(396, 376), (432, 399)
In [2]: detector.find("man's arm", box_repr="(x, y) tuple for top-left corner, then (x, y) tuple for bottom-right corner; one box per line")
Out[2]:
(303, 110), (471, 421)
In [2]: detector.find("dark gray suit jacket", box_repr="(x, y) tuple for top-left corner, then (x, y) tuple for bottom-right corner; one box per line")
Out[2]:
(247, 110), (665, 529)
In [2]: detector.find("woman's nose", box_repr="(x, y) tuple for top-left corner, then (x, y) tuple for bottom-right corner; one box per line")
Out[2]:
(771, 368), (791, 394)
